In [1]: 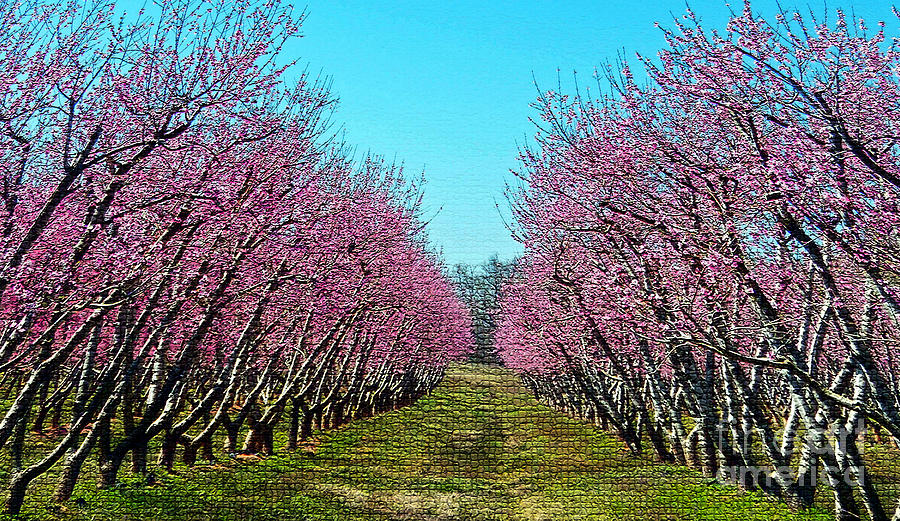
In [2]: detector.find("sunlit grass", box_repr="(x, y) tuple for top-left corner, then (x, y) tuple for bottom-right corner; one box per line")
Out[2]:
(0, 364), (861, 519)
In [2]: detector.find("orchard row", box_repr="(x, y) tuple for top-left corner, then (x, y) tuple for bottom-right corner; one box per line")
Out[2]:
(498, 5), (900, 521)
(0, 0), (471, 515)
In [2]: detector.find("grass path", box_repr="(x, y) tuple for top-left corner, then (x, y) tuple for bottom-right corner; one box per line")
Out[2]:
(23, 364), (832, 520)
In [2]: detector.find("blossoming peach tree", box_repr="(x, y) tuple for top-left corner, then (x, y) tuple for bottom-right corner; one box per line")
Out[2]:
(0, 0), (471, 515)
(497, 4), (900, 520)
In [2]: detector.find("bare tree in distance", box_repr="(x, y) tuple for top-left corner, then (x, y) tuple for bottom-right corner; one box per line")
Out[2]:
(450, 256), (517, 366)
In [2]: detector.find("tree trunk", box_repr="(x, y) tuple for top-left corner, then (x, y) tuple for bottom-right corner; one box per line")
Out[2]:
(97, 418), (119, 489)
(300, 411), (314, 441)
(131, 441), (148, 476)
(157, 430), (179, 471)
(4, 471), (29, 516)
(223, 422), (240, 454)
(287, 399), (301, 450)
(55, 428), (98, 502)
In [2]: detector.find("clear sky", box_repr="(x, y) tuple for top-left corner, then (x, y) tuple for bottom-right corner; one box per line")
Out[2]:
(291, 1), (894, 266)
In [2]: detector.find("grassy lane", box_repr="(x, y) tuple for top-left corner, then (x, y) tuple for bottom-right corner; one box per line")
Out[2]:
(16, 364), (833, 520)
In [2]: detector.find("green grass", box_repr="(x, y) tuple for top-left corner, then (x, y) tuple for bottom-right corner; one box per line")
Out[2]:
(1, 364), (851, 519)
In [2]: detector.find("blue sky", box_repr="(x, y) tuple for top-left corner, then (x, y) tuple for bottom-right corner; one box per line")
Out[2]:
(292, 0), (893, 267)
(114, 0), (896, 267)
